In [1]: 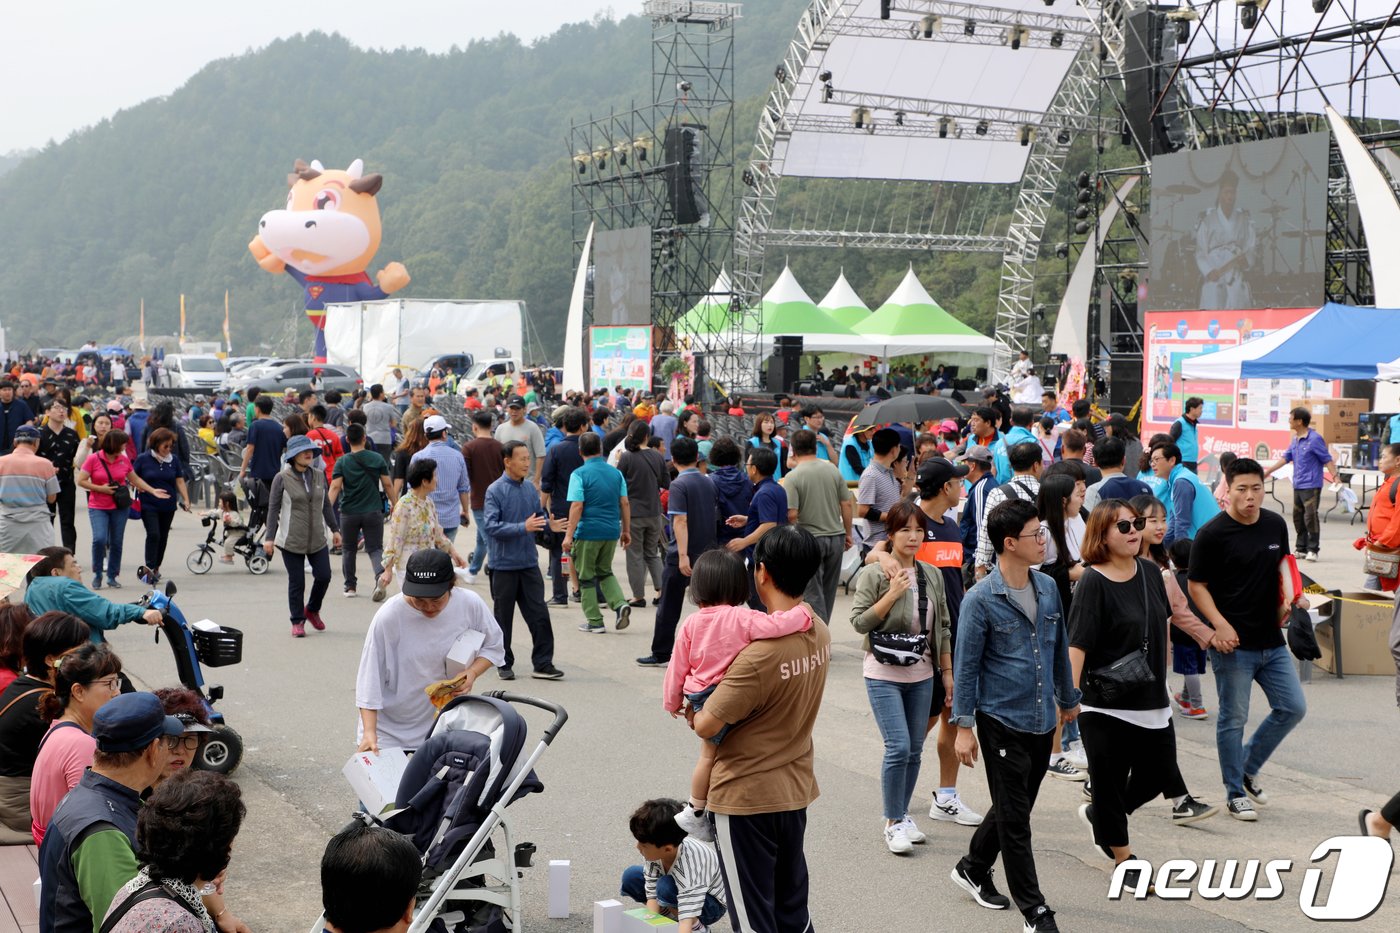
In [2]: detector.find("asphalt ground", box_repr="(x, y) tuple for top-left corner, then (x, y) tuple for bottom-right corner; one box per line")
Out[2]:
(83, 490), (1400, 933)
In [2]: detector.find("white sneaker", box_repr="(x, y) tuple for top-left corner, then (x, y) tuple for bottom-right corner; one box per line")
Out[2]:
(884, 821), (913, 854)
(899, 815), (927, 843)
(1062, 741), (1088, 770)
(462, 570), (479, 585)
(674, 807), (714, 842)
(930, 793), (984, 826)
(1046, 757), (1087, 782)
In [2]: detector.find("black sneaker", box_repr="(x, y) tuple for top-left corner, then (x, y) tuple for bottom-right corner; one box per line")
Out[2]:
(636, 655), (669, 667)
(614, 604), (631, 630)
(1226, 797), (1257, 821)
(950, 858), (1010, 910)
(497, 667), (516, 681)
(1081, 780), (1094, 801)
(548, 596), (568, 606)
(1243, 774), (1269, 807)
(530, 665), (565, 680)
(1022, 905), (1060, 932)
(1079, 804), (1112, 860)
(1117, 857), (1155, 896)
(1172, 796), (1220, 826)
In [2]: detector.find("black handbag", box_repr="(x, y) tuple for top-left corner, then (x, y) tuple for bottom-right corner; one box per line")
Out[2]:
(869, 567), (930, 666)
(98, 455), (132, 510)
(1087, 564), (1156, 702)
(1286, 605), (1321, 661)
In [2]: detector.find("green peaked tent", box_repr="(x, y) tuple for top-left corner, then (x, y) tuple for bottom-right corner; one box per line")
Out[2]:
(853, 266), (995, 358)
(817, 271), (872, 329)
(760, 265), (858, 350)
(676, 267), (734, 335)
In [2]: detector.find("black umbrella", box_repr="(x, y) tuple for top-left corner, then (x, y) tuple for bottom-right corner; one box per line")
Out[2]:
(850, 394), (969, 430)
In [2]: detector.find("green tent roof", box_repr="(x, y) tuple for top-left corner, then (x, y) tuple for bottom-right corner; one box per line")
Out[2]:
(853, 267), (985, 338)
(761, 266), (855, 337)
(817, 271), (872, 329)
(676, 268), (734, 334)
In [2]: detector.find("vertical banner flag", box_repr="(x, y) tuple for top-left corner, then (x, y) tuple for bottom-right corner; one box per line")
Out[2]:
(180, 294), (187, 343)
(224, 290), (232, 354)
(139, 299), (146, 354)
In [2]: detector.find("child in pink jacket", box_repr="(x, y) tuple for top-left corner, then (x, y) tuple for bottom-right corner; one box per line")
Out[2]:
(663, 548), (811, 841)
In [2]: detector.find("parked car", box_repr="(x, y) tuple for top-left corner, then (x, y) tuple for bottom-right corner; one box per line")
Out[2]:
(224, 356), (271, 375)
(159, 355), (227, 391)
(457, 357), (521, 394)
(244, 362), (362, 395)
(229, 358), (308, 390)
(419, 353), (475, 383)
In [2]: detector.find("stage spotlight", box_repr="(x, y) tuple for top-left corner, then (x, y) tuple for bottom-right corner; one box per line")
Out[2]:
(975, 120), (988, 136)
(1096, 38), (1108, 61)
(880, 0), (892, 19)
(575, 155), (588, 175)
(1005, 26), (1028, 50)
(1032, 304), (1046, 322)
(964, 19), (976, 37)
(1043, 0), (1055, 6)
(1077, 189), (1092, 204)
(1075, 205), (1090, 220)
(616, 148), (627, 167)
(1239, 0), (1259, 29)
(678, 81), (693, 93)
(819, 70), (833, 83)
(938, 116), (952, 138)
(634, 137), (650, 162)
(1313, 0), (1330, 10)
(1121, 122), (1133, 145)
(894, 111), (906, 127)
(1167, 9), (1197, 44)
(774, 65), (787, 83)
(852, 108), (864, 130)
(1078, 171), (1091, 189)
(1055, 242), (1069, 259)
(1056, 128), (1071, 145)
(1075, 220), (1090, 235)
(1019, 125), (1035, 146)
(1049, 30), (1064, 49)
(742, 169), (756, 188)
(823, 82), (834, 102)
(919, 15), (940, 38)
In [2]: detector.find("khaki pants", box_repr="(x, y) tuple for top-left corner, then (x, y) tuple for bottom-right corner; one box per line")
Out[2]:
(0, 773), (33, 845)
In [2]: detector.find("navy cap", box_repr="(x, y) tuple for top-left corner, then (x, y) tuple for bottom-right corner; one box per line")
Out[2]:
(92, 693), (184, 753)
(12, 425), (40, 442)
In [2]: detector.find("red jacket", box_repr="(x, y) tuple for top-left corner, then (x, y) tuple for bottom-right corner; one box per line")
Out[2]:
(1366, 474), (1400, 592)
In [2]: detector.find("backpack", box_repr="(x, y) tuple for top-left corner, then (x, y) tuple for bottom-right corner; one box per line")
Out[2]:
(995, 478), (1037, 503)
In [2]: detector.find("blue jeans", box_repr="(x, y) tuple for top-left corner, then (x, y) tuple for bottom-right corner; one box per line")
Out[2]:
(620, 865), (726, 926)
(866, 676), (935, 821)
(468, 508), (487, 574)
(88, 507), (128, 583)
(1210, 645), (1307, 800)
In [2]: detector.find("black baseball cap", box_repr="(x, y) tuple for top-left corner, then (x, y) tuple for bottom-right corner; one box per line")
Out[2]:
(92, 693), (184, 753)
(402, 549), (455, 598)
(916, 456), (968, 495)
(506, 396), (526, 409)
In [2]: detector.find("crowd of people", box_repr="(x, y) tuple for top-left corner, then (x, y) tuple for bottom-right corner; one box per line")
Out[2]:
(3, 352), (1400, 933)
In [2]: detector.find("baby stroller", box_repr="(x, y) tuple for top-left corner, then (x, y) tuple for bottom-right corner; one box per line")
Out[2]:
(315, 692), (567, 933)
(186, 513), (270, 575)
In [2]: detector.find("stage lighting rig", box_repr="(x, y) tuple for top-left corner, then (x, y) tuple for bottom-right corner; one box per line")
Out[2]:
(1019, 125), (1035, 146)
(742, 169), (756, 188)
(1166, 8), (1197, 44)
(918, 15), (940, 39)
(1313, 0), (1329, 10)
(938, 116), (952, 138)
(1055, 242), (1069, 259)
(964, 19), (976, 37)
(894, 111), (906, 127)
(975, 120), (988, 136)
(1056, 128), (1071, 145)
(880, 0), (892, 19)
(774, 65), (787, 84)
(1239, 0), (1260, 30)
(1049, 30), (1064, 49)
(1005, 25), (1029, 50)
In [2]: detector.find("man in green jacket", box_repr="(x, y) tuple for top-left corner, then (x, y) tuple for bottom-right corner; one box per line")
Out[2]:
(24, 548), (161, 643)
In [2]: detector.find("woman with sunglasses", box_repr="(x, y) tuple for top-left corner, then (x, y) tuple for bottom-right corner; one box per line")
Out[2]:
(1067, 501), (1218, 877)
(29, 642), (122, 844)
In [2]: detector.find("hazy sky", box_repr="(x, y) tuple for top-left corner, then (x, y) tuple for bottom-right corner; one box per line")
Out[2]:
(3, 1), (623, 153)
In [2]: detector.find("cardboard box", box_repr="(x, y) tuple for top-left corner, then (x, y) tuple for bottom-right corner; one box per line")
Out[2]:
(1313, 591), (1397, 676)
(342, 748), (411, 815)
(1290, 398), (1369, 445)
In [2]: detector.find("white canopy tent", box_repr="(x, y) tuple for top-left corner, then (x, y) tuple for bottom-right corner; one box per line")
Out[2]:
(851, 267), (996, 361)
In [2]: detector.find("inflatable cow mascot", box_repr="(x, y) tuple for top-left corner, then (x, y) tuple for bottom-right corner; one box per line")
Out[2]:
(248, 158), (410, 361)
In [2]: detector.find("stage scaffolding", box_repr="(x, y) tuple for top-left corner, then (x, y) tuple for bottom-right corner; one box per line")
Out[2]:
(569, 1), (745, 398)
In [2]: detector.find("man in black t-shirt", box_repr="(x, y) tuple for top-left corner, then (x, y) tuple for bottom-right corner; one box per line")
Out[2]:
(1187, 457), (1307, 823)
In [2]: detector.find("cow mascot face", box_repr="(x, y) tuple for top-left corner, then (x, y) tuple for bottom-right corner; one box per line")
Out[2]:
(248, 158), (410, 361)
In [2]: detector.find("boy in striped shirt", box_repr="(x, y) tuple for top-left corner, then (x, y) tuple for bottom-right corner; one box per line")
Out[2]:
(621, 798), (727, 932)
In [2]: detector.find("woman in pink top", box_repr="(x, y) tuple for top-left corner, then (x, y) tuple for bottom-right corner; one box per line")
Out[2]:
(78, 428), (160, 590)
(663, 549), (811, 841)
(29, 642), (122, 844)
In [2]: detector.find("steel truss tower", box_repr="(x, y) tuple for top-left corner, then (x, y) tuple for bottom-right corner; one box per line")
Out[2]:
(570, 1), (743, 398)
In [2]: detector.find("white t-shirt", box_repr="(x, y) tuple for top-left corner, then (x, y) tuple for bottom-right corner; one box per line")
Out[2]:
(355, 588), (507, 749)
(1043, 514), (1086, 566)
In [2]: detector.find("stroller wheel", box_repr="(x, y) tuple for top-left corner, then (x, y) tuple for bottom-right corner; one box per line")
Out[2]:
(246, 553), (270, 575)
(186, 548), (214, 576)
(195, 724), (244, 774)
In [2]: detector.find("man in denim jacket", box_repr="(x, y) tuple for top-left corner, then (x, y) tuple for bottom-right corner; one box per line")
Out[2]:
(948, 498), (1081, 933)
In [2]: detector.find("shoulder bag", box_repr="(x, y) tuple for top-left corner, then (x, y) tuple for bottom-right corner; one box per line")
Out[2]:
(1086, 562), (1156, 702)
(1363, 480), (1400, 579)
(98, 878), (204, 933)
(869, 567), (930, 666)
(97, 455), (132, 511)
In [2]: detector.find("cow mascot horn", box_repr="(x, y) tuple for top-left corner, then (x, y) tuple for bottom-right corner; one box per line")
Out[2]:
(248, 158), (410, 362)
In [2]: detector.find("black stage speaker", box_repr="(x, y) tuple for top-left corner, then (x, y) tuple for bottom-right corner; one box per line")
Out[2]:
(1122, 8), (1186, 156)
(770, 335), (803, 394)
(665, 125), (709, 226)
(1107, 352), (1144, 414)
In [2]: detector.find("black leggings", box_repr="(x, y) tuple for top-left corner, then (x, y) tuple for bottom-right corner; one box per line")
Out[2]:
(1079, 711), (1188, 850)
(141, 509), (176, 571)
(1382, 791), (1400, 827)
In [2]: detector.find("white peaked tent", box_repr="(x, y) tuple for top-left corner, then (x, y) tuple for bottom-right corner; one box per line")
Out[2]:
(758, 265), (861, 351)
(817, 271), (872, 329)
(677, 267), (735, 335)
(852, 267), (996, 359)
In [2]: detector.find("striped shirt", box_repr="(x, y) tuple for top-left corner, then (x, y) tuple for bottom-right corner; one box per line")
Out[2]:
(0, 447), (59, 520)
(642, 837), (726, 920)
(856, 460), (904, 544)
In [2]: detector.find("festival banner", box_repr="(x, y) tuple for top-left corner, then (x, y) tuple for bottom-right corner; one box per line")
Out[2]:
(139, 299), (146, 354)
(1142, 308), (1341, 464)
(180, 294), (187, 343)
(224, 290), (232, 354)
(588, 325), (652, 393)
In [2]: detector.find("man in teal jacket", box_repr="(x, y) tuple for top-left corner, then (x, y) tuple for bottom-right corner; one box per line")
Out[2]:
(1151, 443), (1220, 545)
(24, 548), (161, 643)
(992, 407), (1038, 485)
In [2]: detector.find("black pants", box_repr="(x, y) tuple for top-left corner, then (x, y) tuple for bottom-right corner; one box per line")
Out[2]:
(712, 809), (812, 933)
(49, 482), (76, 552)
(650, 556), (691, 661)
(1293, 487), (1322, 554)
(1382, 791), (1400, 826)
(965, 712), (1054, 918)
(141, 509), (176, 570)
(1079, 711), (1187, 850)
(340, 510), (384, 591)
(490, 566), (555, 671)
(281, 546), (332, 623)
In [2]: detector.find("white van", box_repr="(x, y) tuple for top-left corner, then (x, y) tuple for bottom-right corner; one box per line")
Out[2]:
(160, 355), (227, 391)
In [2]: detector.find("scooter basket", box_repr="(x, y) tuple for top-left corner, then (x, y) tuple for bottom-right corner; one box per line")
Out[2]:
(193, 626), (243, 667)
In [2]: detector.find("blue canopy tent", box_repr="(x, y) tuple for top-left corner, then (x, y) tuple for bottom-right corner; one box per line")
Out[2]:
(1180, 303), (1400, 381)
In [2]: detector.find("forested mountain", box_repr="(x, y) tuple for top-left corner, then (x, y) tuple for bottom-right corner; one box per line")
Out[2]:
(0, 150), (36, 180)
(0, 5), (1131, 358)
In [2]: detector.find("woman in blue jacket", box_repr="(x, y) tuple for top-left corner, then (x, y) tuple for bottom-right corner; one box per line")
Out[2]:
(131, 427), (191, 586)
